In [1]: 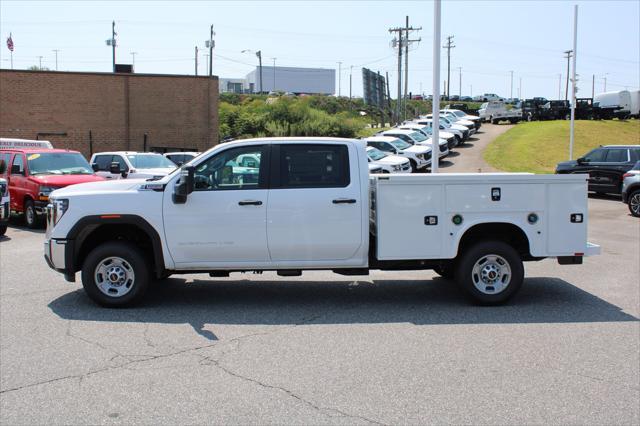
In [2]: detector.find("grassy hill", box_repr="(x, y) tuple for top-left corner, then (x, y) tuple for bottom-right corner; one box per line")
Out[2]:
(483, 120), (640, 173)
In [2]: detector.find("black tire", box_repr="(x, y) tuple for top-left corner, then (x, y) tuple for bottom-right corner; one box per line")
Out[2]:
(434, 264), (455, 280)
(24, 199), (42, 229)
(454, 240), (524, 305)
(0, 223), (6, 236)
(409, 159), (417, 172)
(628, 190), (640, 217)
(81, 241), (151, 307)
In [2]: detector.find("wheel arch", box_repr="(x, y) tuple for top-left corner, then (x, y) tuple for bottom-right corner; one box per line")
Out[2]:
(67, 215), (166, 278)
(456, 222), (532, 260)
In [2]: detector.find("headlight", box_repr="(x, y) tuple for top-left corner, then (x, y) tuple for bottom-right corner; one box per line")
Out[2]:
(38, 186), (56, 201)
(47, 198), (69, 226)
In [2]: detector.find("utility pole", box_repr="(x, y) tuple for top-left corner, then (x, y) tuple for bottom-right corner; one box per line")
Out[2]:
(257, 51), (263, 93)
(389, 21), (421, 123)
(564, 50), (573, 101)
(592, 74), (594, 97)
(112, 21), (116, 72)
(402, 16), (421, 121)
(443, 35), (455, 100)
(458, 67), (462, 97)
(558, 73), (562, 99)
(349, 65), (353, 101)
(519, 77), (522, 99)
(37, 55), (43, 70)
(272, 57), (277, 91)
(195, 46), (198, 75)
(337, 61), (342, 96)
(204, 54), (209, 75)
(130, 52), (137, 71)
(52, 49), (59, 71)
(509, 70), (514, 99)
(207, 25), (215, 77)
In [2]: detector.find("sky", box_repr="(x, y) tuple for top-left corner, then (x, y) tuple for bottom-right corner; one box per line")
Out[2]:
(1, 0), (638, 99)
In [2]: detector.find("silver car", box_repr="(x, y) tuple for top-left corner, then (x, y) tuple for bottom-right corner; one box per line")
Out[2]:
(622, 161), (640, 217)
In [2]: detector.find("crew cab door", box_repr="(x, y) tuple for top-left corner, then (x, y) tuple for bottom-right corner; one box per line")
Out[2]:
(266, 143), (363, 263)
(163, 144), (270, 267)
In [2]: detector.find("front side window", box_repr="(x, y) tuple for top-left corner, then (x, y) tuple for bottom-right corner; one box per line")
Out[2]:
(93, 155), (112, 171)
(0, 153), (11, 175)
(11, 154), (24, 174)
(583, 148), (606, 162)
(194, 145), (265, 191)
(389, 138), (412, 151)
(27, 152), (93, 175)
(278, 144), (349, 189)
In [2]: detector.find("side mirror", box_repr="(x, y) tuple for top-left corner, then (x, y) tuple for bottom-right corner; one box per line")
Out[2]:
(0, 160), (5, 174)
(91, 163), (99, 172)
(11, 164), (23, 175)
(172, 165), (195, 204)
(109, 162), (123, 174)
(577, 157), (587, 165)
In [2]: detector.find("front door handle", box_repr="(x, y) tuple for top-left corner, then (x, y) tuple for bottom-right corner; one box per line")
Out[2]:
(238, 200), (263, 206)
(332, 198), (356, 204)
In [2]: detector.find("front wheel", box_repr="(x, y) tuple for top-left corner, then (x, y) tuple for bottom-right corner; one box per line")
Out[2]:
(0, 223), (6, 236)
(24, 199), (41, 229)
(81, 241), (151, 307)
(455, 241), (524, 305)
(628, 190), (640, 217)
(409, 159), (417, 172)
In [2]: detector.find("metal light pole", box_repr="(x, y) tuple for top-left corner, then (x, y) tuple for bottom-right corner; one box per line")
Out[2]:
(242, 49), (263, 93)
(509, 70), (514, 99)
(432, 0), (441, 173)
(337, 61), (342, 97)
(52, 49), (59, 70)
(458, 67), (462, 97)
(207, 25), (215, 77)
(569, 5), (578, 161)
(271, 57), (277, 92)
(130, 52), (137, 71)
(195, 46), (198, 76)
(349, 65), (353, 101)
(112, 21), (116, 72)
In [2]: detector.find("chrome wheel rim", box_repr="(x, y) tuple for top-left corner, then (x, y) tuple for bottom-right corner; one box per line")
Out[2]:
(26, 206), (35, 224)
(631, 193), (640, 216)
(471, 254), (511, 295)
(94, 257), (135, 298)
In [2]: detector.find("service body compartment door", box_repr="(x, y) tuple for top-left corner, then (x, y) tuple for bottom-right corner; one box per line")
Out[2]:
(547, 182), (588, 255)
(375, 181), (444, 260)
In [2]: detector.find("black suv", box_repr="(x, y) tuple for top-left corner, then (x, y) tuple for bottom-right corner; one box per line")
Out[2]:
(556, 145), (640, 195)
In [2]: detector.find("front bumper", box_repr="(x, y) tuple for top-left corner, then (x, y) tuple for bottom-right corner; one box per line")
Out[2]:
(34, 199), (49, 215)
(44, 238), (75, 282)
(0, 201), (9, 222)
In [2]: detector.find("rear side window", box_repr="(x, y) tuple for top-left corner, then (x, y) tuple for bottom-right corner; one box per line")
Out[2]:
(605, 149), (628, 163)
(278, 144), (349, 189)
(630, 148), (640, 162)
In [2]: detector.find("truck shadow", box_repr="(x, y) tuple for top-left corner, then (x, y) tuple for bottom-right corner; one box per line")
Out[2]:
(48, 277), (638, 341)
(588, 193), (622, 202)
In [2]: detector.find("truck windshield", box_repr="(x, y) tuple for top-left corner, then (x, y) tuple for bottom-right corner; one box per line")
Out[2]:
(389, 139), (412, 150)
(127, 154), (176, 169)
(367, 148), (387, 161)
(27, 152), (93, 175)
(409, 131), (428, 142)
(453, 111), (466, 117)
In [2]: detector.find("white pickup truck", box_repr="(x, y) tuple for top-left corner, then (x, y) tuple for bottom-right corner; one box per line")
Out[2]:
(44, 138), (599, 307)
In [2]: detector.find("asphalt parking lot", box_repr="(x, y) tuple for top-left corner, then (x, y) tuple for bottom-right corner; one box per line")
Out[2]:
(1, 126), (638, 424)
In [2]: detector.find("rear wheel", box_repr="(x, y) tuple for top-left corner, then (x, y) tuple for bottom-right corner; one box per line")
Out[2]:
(628, 190), (640, 217)
(455, 241), (524, 305)
(81, 241), (151, 307)
(0, 224), (6, 236)
(409, 159), (417, 172)
(24, 199), (40, 229)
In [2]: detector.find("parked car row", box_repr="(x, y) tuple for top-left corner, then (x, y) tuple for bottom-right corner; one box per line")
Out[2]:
(0, 138), (203, 228)
(362, 108), (482, 173)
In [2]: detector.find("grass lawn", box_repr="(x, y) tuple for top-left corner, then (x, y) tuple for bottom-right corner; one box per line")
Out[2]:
(484, 120), (640, 173)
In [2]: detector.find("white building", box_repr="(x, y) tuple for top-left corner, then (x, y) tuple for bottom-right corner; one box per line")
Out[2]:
(219, 78), (248, 94)
(245, 66), (335, 95)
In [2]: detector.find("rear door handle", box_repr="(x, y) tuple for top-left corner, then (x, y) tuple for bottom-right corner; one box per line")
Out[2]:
(238, 200), (263, 206)
(332, 198), (356, 204)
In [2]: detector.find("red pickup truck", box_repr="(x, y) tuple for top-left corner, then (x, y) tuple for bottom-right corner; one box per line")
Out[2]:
(0, 138), (104, 228)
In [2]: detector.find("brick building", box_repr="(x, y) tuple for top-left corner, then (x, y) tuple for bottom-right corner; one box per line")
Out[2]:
(0, 70), (219, 157)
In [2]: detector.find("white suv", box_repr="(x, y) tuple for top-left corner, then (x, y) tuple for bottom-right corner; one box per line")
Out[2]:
(90, 152), (177, 180)
(364, 136), (430, 172)
(381, 129), (449, 159)
(365, 146), (411, 173)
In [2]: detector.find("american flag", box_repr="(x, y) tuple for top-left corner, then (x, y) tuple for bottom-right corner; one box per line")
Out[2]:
(6, 33), (13, 52)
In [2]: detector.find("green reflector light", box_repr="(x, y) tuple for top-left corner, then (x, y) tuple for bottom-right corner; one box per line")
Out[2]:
(452, 214), (463, 225)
